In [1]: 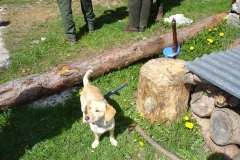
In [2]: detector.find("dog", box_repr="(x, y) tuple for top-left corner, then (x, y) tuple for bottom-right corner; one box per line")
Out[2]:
(80, 70), (118, 148)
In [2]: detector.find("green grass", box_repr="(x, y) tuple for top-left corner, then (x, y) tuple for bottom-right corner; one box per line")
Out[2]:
(0, 0), (240, 159)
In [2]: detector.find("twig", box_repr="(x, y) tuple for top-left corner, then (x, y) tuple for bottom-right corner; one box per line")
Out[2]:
(135, 125), (182, 160)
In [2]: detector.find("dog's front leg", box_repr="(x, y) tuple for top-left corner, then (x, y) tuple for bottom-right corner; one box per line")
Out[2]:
(109, 129), (118, 146)
(91, 132), (100, 148)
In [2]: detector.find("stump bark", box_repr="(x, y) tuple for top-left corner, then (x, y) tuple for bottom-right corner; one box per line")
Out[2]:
(137, 58), (191, 122)
(210, 108), (240, 146)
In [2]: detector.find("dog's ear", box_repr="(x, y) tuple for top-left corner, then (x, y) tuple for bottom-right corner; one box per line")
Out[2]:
(105, 104), (116, 121)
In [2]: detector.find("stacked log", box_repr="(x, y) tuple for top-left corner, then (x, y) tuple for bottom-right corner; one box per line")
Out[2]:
(184, 72), (240, 158)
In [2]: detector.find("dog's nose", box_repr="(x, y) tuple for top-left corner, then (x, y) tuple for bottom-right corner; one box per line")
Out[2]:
(85, 116), (90, 121)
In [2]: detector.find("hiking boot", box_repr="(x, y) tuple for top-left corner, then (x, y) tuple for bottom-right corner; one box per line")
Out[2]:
(67, 37), (77, 44)
(122, 25), (139, 32)
(89, 27), (95, 33)
(139, 26), (146, 32)
(154, 7), (163, 23)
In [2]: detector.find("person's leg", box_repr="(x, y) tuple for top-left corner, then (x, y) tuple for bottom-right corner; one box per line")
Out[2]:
(123, 0), (141, 32)
(139, 0), (151, 31)
(155, 0), (163, 23)
(80, 0), (95, 32)
(156, 0), (163, 8)
(57, 0), (77, 42)
(128, 0), (141, 27)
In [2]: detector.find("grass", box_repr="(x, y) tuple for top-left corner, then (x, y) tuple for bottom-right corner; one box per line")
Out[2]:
(0, 0), (240, 159)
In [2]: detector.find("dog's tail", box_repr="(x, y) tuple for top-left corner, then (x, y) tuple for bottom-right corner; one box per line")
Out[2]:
(83, 70), (93, 86)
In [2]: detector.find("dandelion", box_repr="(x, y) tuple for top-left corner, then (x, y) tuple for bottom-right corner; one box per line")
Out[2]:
(214, 28), (217, 31)
(139, 141), (144, 147)
(207, 38), (214, 44)
(189, 46), (194, 51)
(219, 32), (224, 37)
(185, 122), (194, 129)
(79, 91), (82, 96)
(223, 16), (227, 20)
(123, 99), (127, 102)
(208, 28), (212, 32)
(184, 116), (189, 121)
(139, 113), (144, 117)
(130, 123), (136, 127)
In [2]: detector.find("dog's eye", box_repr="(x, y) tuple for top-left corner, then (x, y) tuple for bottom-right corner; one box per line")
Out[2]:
(95, 110), (99, 112)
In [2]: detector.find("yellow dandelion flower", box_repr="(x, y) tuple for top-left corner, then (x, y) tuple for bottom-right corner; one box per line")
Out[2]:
(207, 38), (214, 44)
(208, 28), (212, 32)
(219, 32), (224, 37)
(130, 123), (136, 127)
(184, 116), (189, 121)
(223, 16), (227, 20)
(79, 91), (82, 95)
(139, 141), (144, 147)
(185, 122), (194, 129)
(189, 46), (194, 51)
(123, 99), (127, 102)
(214, 28), (217, 31)
(139, 113), (144, 117)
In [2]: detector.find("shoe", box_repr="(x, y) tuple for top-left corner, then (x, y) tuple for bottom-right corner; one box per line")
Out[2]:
(89, 27), (95, 33)
(139, 26), (146, 32)
(67, 37), (77, 44)
(122, 25), (139, 32)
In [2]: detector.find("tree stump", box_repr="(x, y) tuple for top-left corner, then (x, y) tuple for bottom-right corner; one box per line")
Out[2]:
(210, 108), (240, 146)
(137, 58), (191, 122)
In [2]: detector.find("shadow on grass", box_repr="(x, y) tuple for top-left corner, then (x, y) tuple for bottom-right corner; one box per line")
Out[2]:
(207, 152), (231, 160)
(77, 6), (128, 40)
(0, 95), (82, 160)
(108, 97), (134, 137)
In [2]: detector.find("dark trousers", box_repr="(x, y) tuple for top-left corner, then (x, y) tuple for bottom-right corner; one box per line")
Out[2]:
(128, 0), (151, 27)
(57, 0), (95, 38)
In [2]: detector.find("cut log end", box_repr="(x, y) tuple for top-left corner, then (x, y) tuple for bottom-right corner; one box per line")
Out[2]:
(210, 108), (240, 145)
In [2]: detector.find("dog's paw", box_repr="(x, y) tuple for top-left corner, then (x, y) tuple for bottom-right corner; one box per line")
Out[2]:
(110, 138), (118, 146)
(91, 140), (99, 148)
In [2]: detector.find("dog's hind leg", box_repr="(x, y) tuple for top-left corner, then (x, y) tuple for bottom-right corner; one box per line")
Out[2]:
(80, 96), (87, 123)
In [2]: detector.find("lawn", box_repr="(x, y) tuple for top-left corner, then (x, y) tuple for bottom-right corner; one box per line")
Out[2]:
(0, 0), (240, 159)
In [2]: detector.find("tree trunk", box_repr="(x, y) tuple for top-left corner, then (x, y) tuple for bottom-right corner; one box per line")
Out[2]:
(210, 108), (240, 146)
(0, 12), (227, 110)
(137, 58), (191, 122)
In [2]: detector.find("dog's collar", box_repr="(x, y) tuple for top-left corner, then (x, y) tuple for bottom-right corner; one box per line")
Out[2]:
(92, 122), (103, 128)
(92, 121), (108, 128)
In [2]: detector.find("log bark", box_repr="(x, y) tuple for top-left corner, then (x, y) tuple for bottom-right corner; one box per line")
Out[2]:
(210, 108), (240, 146)
(137, 58), (191, 122)
(0, 12), (227, 110)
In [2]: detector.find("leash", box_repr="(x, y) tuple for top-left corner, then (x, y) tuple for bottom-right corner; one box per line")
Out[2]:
(103, 82), (127, 99)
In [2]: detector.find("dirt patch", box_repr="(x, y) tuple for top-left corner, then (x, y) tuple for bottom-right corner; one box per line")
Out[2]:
(3, 3), (58, 30)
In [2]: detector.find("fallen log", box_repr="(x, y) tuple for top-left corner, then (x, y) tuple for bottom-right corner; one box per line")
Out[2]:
(0, 12), (227, 110)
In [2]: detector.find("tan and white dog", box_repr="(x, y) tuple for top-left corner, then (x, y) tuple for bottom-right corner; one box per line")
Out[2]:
(80, 70), (118, 148)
